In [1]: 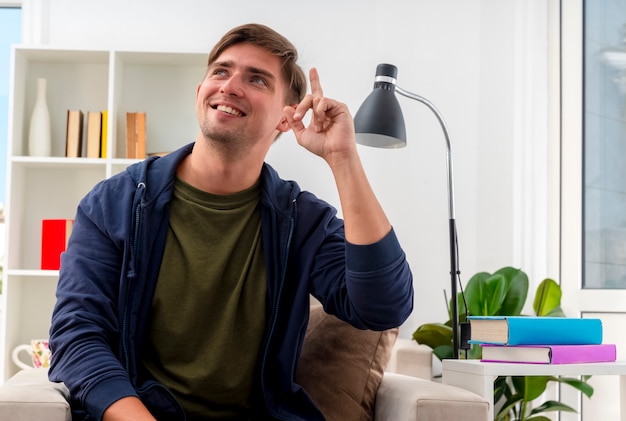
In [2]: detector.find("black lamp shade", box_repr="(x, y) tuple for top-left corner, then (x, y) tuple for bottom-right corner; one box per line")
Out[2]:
(354, 64), (407, 149)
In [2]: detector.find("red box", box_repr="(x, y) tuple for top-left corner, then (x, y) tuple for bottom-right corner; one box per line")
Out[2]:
(41, 219), (73, 270)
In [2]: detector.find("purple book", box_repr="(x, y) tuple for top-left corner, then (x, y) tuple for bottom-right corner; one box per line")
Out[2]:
(480, 343), (617, 364)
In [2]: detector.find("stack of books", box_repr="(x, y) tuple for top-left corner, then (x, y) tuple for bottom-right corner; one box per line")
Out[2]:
(467, 316), (617, 364)
(65, 109), (109, 158)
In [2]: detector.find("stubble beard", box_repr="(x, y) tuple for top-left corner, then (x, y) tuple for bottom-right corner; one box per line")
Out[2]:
(199, 118), (250, 160)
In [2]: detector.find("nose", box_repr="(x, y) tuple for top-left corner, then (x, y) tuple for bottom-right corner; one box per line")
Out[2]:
(220, 74), (244, 97)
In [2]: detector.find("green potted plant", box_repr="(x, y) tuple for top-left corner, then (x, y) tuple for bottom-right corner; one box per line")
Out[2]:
(413, 267), (593, 421)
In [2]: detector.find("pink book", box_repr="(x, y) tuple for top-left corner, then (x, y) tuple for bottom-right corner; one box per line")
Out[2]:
(480, 343), (617, 364)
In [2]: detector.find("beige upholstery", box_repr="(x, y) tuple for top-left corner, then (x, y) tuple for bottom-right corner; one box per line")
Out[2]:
(381, 339), (489, 420)
(0, 333), (488, 421)
(0, 369), (71, 421)
(387, 338), (434, 380)
(0, 341), (489, 421)
(296, 305), (399, 420)
(376, 372), (489, 420)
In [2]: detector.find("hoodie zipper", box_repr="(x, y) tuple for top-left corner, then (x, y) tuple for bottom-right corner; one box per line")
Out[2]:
(122, 182), (146, 373)
(261, 198), (296, 420)
(123, 184), (186, 419)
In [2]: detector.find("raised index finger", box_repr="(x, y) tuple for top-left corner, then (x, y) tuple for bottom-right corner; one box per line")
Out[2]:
(309, 67), (323, 96)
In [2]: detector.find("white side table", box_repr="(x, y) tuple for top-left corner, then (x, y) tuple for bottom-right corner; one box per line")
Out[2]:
(442, 359), (626, 421)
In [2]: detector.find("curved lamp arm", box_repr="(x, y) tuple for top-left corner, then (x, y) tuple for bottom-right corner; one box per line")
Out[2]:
(394, 86), (456, 221)
(354, 64), (463, 358)
(395, 86), (460, 359)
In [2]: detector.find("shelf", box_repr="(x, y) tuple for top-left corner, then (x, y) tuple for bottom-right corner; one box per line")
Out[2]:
(112, 50), (204, 157)
(11, 156), (107, 169)
(1, 45), (206, 380)
(11, 47), (109, 158)
(6, 269), (60, 278)
(12, 46), (109, 63)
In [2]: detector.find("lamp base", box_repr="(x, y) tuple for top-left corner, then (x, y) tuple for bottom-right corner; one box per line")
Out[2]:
(460, 322), (471, 350)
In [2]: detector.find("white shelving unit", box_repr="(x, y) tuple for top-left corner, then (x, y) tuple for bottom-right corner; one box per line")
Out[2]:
(1, 46), (207, 381)
(442, 359), (626, 421)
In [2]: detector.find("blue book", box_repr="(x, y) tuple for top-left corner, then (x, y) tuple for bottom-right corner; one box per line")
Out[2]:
(467, 316), (602, 345)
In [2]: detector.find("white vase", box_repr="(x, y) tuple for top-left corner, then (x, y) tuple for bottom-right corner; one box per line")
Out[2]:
(28, 78), (51, 157)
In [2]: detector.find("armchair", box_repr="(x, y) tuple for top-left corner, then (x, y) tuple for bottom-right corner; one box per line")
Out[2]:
(0, 307), (489, 420)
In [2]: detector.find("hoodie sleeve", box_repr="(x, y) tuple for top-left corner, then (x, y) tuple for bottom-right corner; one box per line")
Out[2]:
(299, 192), (414, 330)
(344, 228), (414, 329)
(48, 178), (140, 420)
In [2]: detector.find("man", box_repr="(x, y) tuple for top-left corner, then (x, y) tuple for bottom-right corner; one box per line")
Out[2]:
(49, 23), (413, 420)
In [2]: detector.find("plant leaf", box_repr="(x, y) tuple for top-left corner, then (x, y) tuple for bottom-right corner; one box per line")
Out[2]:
(483, 274), (508, 315)
(495, 392), (524, 420)
(553, 377), (594, 398)
(512, 375), (550, 402)
(464, 272), (491, 316)
(432, 344), (453, 361)
(497, 267), (529, 316)
(412, 323), (452, 349)
(494, 376), (510, 404)
(467, 343), (483, 360)
(545, 305), (566, 317)
(533, 278), (562, 316)
(529, 400), (578, 414)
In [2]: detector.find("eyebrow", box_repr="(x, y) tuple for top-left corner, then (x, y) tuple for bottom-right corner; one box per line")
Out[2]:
(211, 60), (276, 82)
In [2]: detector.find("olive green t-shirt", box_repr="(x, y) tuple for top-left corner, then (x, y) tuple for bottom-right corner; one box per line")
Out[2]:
(140, 178), (267, 420)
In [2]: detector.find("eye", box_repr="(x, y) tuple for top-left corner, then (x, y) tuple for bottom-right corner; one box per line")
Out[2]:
(212, 68), (228, 77)
(250, 75), (267, 86)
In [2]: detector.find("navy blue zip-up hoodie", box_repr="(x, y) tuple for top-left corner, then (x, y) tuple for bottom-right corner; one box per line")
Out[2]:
(49, 142), (414, 420)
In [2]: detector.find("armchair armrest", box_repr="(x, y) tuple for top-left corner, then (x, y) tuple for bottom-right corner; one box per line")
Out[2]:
(375, 372), (489, 421)
(386, 338), (434, 380)
(0, 369), (71, 421)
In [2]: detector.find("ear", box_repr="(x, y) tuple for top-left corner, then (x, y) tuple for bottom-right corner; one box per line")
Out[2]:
(276, 115), (291, 133)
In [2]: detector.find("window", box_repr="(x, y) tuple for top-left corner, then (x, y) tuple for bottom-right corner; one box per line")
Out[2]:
(583, 0), (626, 288)
(0, 6), (22, 209)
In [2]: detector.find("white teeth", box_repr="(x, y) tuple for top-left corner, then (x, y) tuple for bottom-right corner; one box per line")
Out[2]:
(217, 105), (242, 116)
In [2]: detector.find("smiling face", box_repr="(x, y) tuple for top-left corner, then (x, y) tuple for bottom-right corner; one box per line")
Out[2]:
(196, 43), (290, 158)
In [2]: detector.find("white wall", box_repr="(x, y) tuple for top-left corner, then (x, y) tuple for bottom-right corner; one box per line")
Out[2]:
(20, 0), (552, 338)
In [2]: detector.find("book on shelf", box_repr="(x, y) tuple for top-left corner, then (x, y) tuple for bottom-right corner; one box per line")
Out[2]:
(480, 343), (617, 364)
(65, 109), (83, 158)
(125, 112), (136, 158)
(41, 219), (74, 270)
(126, 111), (146, 159)
(100, 110), (108, 158)
(85, 111), (102, 158)
(467, 316), (603, 346)
(136, 112), (146, 159)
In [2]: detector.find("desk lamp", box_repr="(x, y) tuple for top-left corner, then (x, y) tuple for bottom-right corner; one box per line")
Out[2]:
(354, 63), (463, 358)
